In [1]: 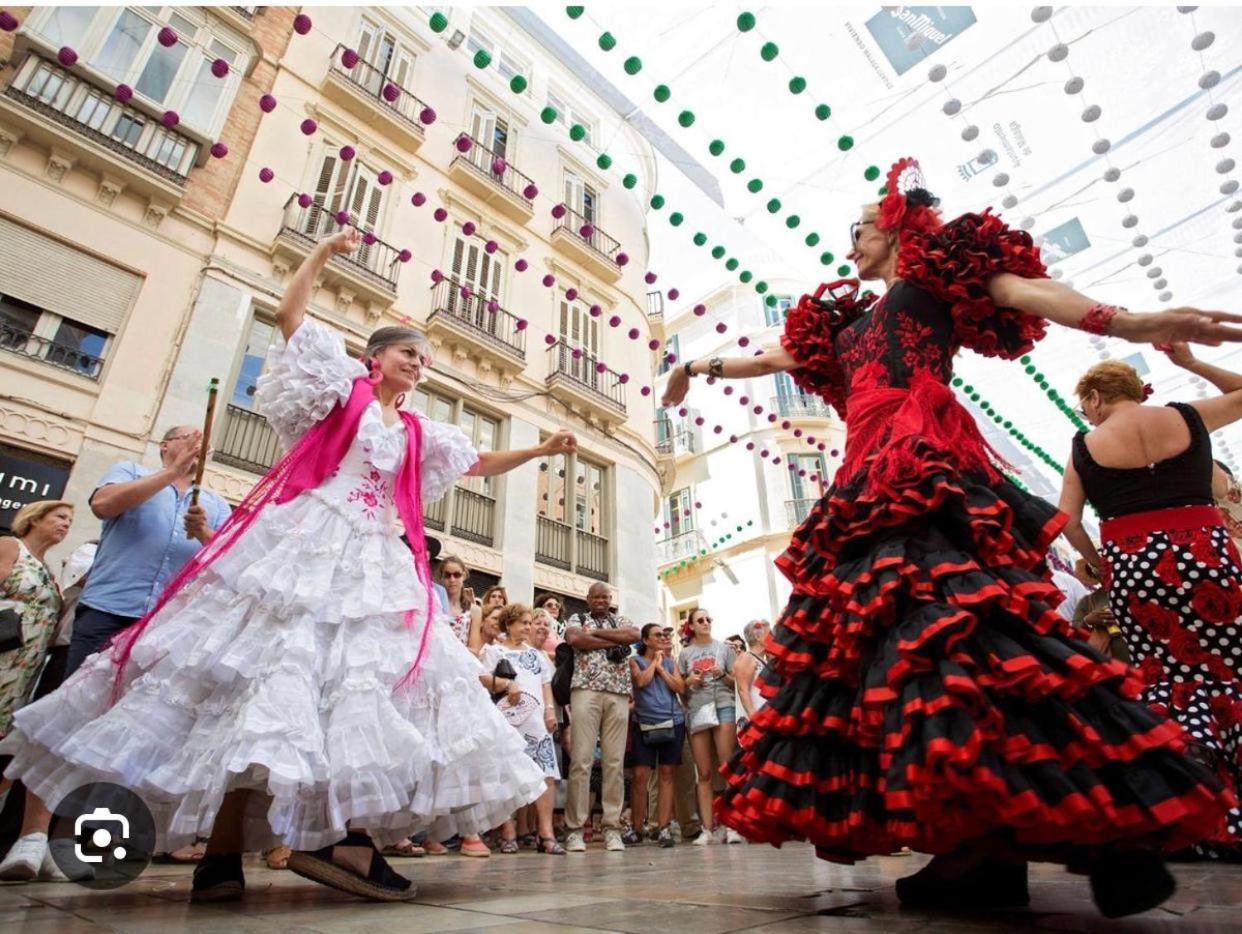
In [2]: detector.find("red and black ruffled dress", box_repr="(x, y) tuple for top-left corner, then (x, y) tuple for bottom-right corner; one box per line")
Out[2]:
(716, 211), (1231, 863)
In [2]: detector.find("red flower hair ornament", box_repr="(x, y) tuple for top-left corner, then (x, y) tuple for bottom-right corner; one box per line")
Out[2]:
(876, 157), (944, 240)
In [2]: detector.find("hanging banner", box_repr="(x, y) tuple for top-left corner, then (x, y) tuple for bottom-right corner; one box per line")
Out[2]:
(1035, 217), (1091, 263)
(0, 445), (72, 532)
(864, 6), (978, 76)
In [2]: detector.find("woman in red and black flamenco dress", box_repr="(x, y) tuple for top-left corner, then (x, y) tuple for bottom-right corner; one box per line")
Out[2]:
(661, 158), (1242, 919)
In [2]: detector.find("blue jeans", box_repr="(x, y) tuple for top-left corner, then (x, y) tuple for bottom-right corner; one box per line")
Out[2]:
(66, 605), (138, 677)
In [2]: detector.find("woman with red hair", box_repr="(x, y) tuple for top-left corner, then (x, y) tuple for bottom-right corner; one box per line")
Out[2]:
(663, 158), (1242, 918)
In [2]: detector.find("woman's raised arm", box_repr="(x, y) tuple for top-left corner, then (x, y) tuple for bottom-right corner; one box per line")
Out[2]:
(661, 347), (797, 407)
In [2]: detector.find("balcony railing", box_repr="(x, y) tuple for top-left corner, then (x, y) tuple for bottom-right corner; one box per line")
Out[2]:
(428, 277), (526, 360)
(786, 498), (818, 526)
(772, 395), (832, 419)
(451, 487), (495, 546)
(536, 516), (572, 570)
(234, 6), (258, 19)
(576, 528), (609, 581)
(328, 43), (432, 134)
(646, 290), (665, 320)
(654, 419), (695, 456)
(450, 132), (535, 207)
(216, 405), (282, 474)
(0, 323), (105, 379)
(5, 50), (200, 184)
(546, 341), (627, 414)
(554, 205), (621, 263)
(424, 495), (447, 531)
(656, 528), (705, 565)
(278, 195), (402, 293)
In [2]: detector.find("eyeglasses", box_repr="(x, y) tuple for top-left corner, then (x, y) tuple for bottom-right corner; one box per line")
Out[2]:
(849, 220), (874, 244)
(443, 571), (464, 579)
(543, 601), (559, 608)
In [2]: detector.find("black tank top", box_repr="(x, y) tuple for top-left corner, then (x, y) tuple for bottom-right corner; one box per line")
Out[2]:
(1072, 402), (1214, 520)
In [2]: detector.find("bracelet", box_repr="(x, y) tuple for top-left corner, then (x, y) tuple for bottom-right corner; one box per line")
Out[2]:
(682, 360), (697, 378)
(1080, 303), (1120, 335)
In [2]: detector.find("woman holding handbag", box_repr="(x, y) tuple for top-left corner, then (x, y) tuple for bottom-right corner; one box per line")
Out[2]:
(677, 609), (743, 846)
(628, 624), (686, 848)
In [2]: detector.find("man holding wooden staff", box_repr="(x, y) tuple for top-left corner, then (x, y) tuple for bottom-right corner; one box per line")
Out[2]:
(65, 425), (230, 678)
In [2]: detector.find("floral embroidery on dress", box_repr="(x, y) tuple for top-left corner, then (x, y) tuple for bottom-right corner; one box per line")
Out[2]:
(346, 464), (388, 520)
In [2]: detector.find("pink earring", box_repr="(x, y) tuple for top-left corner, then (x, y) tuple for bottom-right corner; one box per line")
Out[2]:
(362, 357), (382, 385)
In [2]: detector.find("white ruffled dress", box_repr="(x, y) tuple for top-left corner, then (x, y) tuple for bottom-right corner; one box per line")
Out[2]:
(0, 319), (547, 851)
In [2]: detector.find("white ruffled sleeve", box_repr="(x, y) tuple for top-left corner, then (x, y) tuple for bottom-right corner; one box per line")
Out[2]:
(253, 318), (366, 448)
(418, 413), (479, 503)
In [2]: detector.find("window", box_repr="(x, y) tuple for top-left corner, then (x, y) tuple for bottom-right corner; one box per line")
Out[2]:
(306, 150), (388, 243)
(449, 233), (505, 303)
(468, 22), (530, 92)
(563, 171), (598, 223)
(356, 16), (416, 91)
(789, 453), (826, 502)
(537, 450), (568, 524)
(229, 317), (276, 409)
(547, 90), (595, 147)
(0, 292), (109, 379)
(536, 447), (611, 578)
(665, 488), (694, 538)
(658, 334), (680, 376)
(27, 6), (247, 137)
(469, 105), (509, 159)
(764, 294), (795, 327)
(558, 294), (601, 387)
(575, 457), (605, 534)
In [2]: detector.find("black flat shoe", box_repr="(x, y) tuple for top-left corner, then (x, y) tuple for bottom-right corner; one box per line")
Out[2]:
(190, 853), (245, 903)
(286, 831), (416, 902)
(896, 854), (1030, 909)
(1089, 850), (1175, 919)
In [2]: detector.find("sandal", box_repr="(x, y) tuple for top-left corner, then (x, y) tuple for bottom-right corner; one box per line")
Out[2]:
(540, 837), (566, 855)
(459, 838), (491, 858)
(518, 833), (538, 849)
(286, 831), (417, 902)
(264, 846), (291, 870)
(423, 840), (449, 855)
(382, 838), (425, 858)
(498, 838), (519, 855)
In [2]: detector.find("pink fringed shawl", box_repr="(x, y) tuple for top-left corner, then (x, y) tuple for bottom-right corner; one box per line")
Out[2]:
(108, 375), (435, 699)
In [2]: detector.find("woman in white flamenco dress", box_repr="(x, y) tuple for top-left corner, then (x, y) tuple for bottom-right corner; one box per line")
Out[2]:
(0, 229), (561, 902)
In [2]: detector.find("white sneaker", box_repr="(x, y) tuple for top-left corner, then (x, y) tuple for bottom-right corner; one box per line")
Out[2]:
(42, 839), (94, 882)
(724, 828), (744, 845)
(692, 829), (714, 846)
(669, 820), (683, 843)
(0, 832), (47, 882)
(603, 829), (625, 852)
(712, 827), (727, 844)
(565, 831), (586, 853)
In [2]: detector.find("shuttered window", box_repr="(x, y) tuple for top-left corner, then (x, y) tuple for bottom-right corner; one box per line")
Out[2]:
(0, 216), (140, 334)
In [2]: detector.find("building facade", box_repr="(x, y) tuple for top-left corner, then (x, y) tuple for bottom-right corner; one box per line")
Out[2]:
(652, 281), (846, 641)
(0, 6), (662, 620)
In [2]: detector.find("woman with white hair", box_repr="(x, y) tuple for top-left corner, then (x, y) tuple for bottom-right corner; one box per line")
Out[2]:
(0, 229), (572, 902)
(732, 620), (771, 734)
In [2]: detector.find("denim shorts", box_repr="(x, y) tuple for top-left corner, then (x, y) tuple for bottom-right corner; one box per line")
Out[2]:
(717, 705), (736, 724)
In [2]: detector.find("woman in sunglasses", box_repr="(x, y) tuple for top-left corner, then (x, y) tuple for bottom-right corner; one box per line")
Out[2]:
(1, 228), (573, 903)
(663, 158), (1240, 919)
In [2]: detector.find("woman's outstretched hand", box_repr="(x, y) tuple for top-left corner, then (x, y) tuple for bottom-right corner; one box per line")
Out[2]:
(1115, 307), (1242, 347)
(662, 367), (690, 407)
(321, 226), (361, 256)
(541, 429), (578, 456)
(1159, 341), (1196, 369)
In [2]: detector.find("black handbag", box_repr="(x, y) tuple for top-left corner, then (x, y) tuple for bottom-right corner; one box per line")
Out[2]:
(490, 656), (518, 703)
(0, 605), (23, 653)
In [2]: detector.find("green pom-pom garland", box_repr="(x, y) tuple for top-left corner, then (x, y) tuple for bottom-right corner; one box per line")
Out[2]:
(596, 153), (612, 170)
(708, 139), (725, 156)
(653, 84), (670, 103)
(429, 12), (449, 33)
(785, 214), (800, 229)
(737, 12), (756, 32)
(837, 135), (854, 151)
(650, 194), (665, 210)
(622, 173), (637, 189)
(509, 74), (528, 94)
(540, 106), (558, 124)
(864, 165), (880, 181)
(815, 103), (831, 121)
(598, 32), (616, 51)
(760, 41), (779, 62)
(624, 56), (642, 75)
(569, 123), (587, 142)
(729, 157), (745, 174)
(766, 198), (781, 213)
(473, 49), (492, 69)
(746, 178), (763, 193)
(789, 76), (807, 94)
(678, 110), (695, 127)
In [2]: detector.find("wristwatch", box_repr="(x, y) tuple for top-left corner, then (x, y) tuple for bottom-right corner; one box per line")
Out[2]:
(708, 356), (724, 378)
(682, 360), (696, 378)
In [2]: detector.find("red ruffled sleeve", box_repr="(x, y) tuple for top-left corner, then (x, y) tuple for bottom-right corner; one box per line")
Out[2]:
(780, 287), (875, 418)
(897, 209), (1049, 359)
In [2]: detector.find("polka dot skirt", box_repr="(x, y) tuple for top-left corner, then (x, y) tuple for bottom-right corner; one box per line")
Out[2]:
(1102, 523), (1242, 857)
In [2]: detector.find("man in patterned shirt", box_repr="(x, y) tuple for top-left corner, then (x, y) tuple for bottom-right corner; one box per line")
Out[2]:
(563, 582), (640, 852)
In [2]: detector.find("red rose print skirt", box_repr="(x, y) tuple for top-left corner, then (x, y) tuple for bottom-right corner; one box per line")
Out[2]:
(1101, 505), (1242, 858)
(716, 439), (1232, 864)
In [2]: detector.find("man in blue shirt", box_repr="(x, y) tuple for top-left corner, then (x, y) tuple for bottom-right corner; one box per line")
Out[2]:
(67, 426), (231, 675)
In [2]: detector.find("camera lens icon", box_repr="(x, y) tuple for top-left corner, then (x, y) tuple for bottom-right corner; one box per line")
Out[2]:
(51, 782), (155, 890)
(75, 808), (131, 863)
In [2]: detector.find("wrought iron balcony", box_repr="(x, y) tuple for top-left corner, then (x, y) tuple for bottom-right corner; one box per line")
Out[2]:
(576, 528), (609, 581)
(451, 486), (496, 546)
(0, 322), (105, 380)
(3, 49), (200, 193)
(550, 205), (622, 283)
(274, 195), (402, 302)
(772, 394), (832, 420)
(536, 516), (572, 570)
(426, 277), (526, 370)
(215, 405), (282, 474)
(447, 132), (535, 221)
(534, 515), (610, 580)
(785, 497), (817, 526)
(545, 340), (627, 421)
(646, 290), (665, 321)
(654, 418), (696, 457)
(324, 43), (430, 150)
